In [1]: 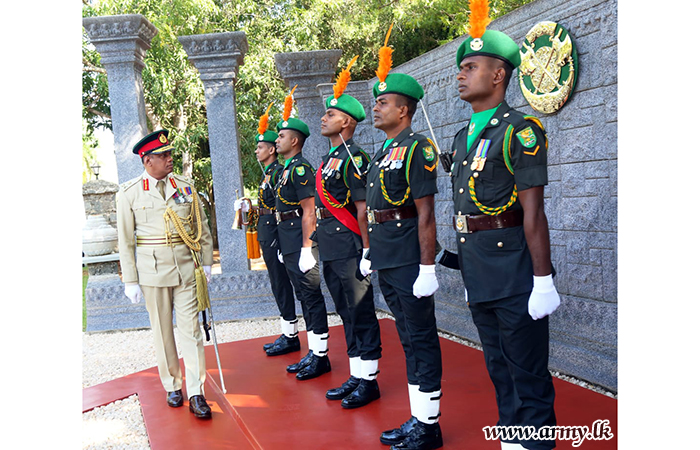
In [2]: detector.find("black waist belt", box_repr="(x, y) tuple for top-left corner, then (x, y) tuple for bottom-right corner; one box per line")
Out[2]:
(366, 205), (418, 225)
(452, 209), (523, 234)
(275, 208), (302, 224)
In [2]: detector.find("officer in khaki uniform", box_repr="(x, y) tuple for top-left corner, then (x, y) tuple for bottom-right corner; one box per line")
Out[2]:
(450, 4), (561, 449)
(367, 29), (443, 450)
(117, 129), (214, 419)
(316, 59), (382, 409)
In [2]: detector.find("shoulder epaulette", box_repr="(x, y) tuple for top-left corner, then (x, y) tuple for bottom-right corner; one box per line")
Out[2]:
(172, 173), (195, 185)
(120, 177), (140, 191)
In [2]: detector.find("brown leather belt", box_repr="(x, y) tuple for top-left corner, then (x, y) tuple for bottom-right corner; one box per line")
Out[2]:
(275, 208), (302, 224)
(259, 207), (275, 216)
(315, 207), (334, 220)
(452, 209), (523, 234)
(367, 205), (418, 225)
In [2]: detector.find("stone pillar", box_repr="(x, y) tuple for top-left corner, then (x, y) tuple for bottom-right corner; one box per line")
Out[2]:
(274, 50), (342, 166)
(83, 14), (157, 184)
(178, 32), (249, 273)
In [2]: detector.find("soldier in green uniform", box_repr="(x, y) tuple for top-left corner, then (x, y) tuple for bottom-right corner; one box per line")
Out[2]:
(234, 119), (300, 357)
(450, 16), (561, 450)
(316, 63), (383, 408)
(274, 103), (332, 381)
(116, 129), (213, 419)
(366, 32), (444, 449)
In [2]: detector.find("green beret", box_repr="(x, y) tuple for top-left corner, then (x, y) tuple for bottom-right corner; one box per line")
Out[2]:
(257, 130), (278, 144)
(276, 117), (310, 138)
(456, 30), (521, 70)
(325, 94), (366, 122)
(372, 73), (424, 101)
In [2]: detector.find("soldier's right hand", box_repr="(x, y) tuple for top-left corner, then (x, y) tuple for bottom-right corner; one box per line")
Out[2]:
(234, 198), (250, 212)
(277, 250), (284, 264)
(359, 248), (373, 277)
(124, 283), (144, 304)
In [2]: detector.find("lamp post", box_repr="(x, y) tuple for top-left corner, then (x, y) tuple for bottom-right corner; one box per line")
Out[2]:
(91, 163), (101, 180)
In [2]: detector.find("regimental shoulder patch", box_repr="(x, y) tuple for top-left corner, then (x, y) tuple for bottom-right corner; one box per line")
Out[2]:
(353, 155), (363, 169)
(422, 145), (436, 162)
(295, 166), (305, 177)
(516, 127), (537, 148)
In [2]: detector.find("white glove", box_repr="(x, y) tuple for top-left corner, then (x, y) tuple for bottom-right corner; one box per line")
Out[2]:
(298, 246), (317, 273)
(124, 283), (144, 304)
(413, 264), (439, 298)
(234, 198), (249, 212)
(464, 288), (469, 303)
(528, 274), (561, 320)
(359, 248), (373, 277)
(203, 265), (212, 283)
(278, 250), (284, 264)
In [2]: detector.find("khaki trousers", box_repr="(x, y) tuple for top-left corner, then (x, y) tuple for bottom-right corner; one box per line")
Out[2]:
(142, 282), (207, 399)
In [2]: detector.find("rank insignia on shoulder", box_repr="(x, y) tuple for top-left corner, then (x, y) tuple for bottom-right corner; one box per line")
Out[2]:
(422, 146), (435, 162)
(295, 166), (306, 177)
(516, 127), (537, 148)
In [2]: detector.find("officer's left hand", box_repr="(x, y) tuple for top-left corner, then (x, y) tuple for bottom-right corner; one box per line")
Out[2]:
(298, 246), (316, 273)
(413, 264), (439, 298)
(528, 274), (561, 320)
(359, 248), (373, 277)
(203, 265), (212, 283)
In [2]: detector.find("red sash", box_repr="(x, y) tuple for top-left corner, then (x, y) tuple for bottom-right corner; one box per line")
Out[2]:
(316, 161), (361, 235)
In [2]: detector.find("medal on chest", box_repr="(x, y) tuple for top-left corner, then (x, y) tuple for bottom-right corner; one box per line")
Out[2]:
(380, 146), (407, 170)
(323, 157), (344, 179)
(280, 169), (290, 186)
(470, 139), (491, 171)
(173, 186), (193, 204)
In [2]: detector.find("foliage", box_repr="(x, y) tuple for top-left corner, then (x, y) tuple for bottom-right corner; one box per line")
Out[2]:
(82, 0), (534, 193)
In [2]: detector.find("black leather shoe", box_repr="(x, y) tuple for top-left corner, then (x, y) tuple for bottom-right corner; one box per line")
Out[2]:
(296, 354), (331, 380)
(286, 350), (313, 373)
(188, 395), (212, 419)
(166, 389), (183, 408)
(390, 421), (442, 450)
(380, 416), (419, 445)
(326, 376), (361, 400)
(263, 334), (285, 351)
(265, 335), (300, 356)
(342, 378), (380, 409)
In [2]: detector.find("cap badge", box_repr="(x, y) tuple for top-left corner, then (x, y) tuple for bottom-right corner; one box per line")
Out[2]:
(258, 135), (264, 141)
(378, 82), (387, 92)
(282, 121), (288, 128)
(330, 98), (338, 106)
(158, 133), (167, 144)
(470, 38), (484, 51)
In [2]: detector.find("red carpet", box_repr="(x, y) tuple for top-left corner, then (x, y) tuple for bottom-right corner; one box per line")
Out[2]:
(83, 319), (617, 449)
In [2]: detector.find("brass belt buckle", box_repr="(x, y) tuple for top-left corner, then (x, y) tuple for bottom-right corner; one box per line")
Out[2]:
(275, 211), (282, 224)
(454, 214), (470, 234)
(315, 207), (322, 221)
(367, 209), (377, 225)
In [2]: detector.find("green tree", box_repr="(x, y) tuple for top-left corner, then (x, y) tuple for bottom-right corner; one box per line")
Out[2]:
(82, 0), (534, 243)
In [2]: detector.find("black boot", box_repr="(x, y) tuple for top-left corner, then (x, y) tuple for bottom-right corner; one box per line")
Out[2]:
(380, 416), (419, 445)
(296, 354), (331, 380)
(265, 335), (300, 356)
(341, 379), (381, 409)
(390, 421), (442, 450)
(263, 334), (285, 351)
(286, 350), (313, 373)
(326, 376), (361, 400)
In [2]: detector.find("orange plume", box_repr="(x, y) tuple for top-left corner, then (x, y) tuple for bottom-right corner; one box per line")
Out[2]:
(282, 85), (298, 122)
(333, 55), (359, 99)
(468, 0), (491, 39)
(375, 24), (394, 83)
(257, 102), (274, 136)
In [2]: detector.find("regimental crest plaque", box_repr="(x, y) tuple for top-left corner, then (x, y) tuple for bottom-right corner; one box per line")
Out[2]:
(518, 21), (578, 114)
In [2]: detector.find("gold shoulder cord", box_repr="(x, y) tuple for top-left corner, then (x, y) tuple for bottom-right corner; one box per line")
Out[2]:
(163, 193), (210, 312)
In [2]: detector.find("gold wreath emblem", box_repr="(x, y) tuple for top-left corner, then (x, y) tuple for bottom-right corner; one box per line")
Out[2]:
(518, 21), (578, 114)
(158, 133), (168, 144)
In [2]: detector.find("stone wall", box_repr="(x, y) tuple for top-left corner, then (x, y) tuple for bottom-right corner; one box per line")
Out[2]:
(318, 0), (618, 391)
(82, 180), (120, 227)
